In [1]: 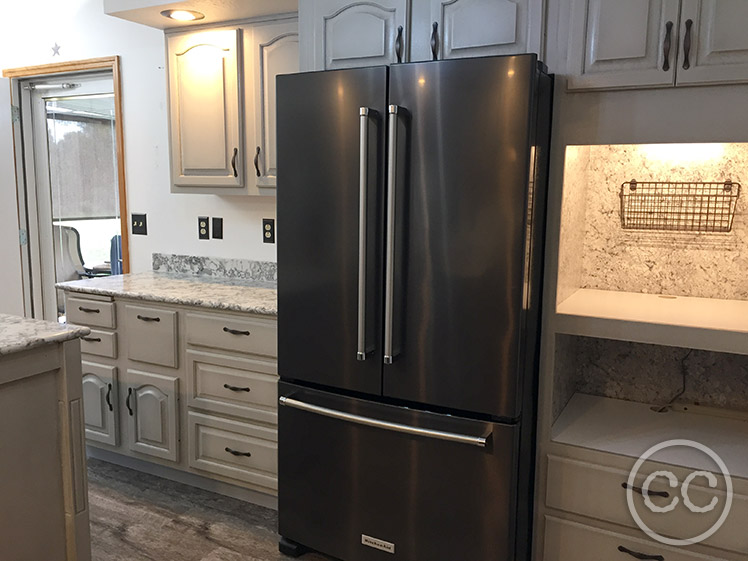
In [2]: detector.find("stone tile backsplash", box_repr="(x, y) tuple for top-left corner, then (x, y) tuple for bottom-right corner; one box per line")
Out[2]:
(152, 253), (277, 283)
(553, 334), (748, 421)
(560, 143), (748, 301)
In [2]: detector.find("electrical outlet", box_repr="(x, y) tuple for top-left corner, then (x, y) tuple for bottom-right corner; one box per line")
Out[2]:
(263, 218), (275, 244)
(132, 214), (147, 235)
(198, 216), (209, 240)
(212, 217), (223, 239)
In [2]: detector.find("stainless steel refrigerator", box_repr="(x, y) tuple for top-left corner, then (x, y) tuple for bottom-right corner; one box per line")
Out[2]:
(276, 54), (552, 561)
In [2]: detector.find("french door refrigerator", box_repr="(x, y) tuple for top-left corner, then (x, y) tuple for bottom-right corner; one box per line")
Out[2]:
(276, 54), (552, 561)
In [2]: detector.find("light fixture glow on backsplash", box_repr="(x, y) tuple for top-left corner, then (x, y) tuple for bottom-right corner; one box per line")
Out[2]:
(641, 143), (726, 165)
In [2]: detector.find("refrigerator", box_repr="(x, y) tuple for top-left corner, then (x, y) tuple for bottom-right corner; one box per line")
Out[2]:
(276, 54), (552, 561)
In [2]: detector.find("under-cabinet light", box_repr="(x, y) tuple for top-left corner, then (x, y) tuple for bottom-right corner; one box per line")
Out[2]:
(161, 9), (205, 21)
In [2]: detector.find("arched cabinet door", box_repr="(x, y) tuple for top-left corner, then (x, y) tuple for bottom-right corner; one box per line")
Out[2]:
(416, 0), (543, 61)
(167, 28), (244, 191)
(82, 362), (119, 446)
(125, 369), (179, 462)
(300, 0), (409, 70)
(246, 19), (299, 189)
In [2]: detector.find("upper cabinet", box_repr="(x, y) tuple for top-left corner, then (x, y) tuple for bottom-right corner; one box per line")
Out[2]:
(300, 0), (409, 70)
(300, 0), (543, 70)
(567, 0), (748, 90)
(246, 20), (300, 189)
(167, 16), (299, 195)
(167, 29), (244, 192)
(413, 0), (544, 61)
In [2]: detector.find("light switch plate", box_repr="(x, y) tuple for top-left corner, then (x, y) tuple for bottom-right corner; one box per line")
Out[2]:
(132, 214), (147, 235)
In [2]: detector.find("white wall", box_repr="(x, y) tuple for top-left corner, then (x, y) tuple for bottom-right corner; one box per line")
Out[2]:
(0, 0), (277, 314)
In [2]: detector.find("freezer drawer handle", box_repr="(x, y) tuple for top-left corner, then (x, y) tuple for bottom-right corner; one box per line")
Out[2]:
(279, 396), (489, 448)
(358, 107), (372, 361)
(384, 105), (400, 365)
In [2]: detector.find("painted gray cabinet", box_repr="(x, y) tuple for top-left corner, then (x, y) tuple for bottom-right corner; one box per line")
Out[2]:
(246, 19), (300, 189)
(301, 0), (544, 70)
(82, 362), (119, 446)
(300, 0), (410, 70)
(567, 0), (748, 90)
(125, 369), (180, 462)
(412, 0), (544, 61)
(167, 28), (244, 193)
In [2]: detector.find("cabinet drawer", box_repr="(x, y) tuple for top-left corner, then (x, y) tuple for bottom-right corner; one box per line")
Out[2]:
(546, 454), (748, 553)
(187, 412), (277, 492)
(544, 516), (727, 561)
(187, 350), (278, 424)
(80, 329), (117, 359)
(67, 297), (116, 328)
(186, 312), (277, 357)
(124, 305), (178, 368)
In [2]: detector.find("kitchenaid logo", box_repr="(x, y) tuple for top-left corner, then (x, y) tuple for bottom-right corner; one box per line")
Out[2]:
(627, 439), (733, 546)
(361, 534), (395, 554)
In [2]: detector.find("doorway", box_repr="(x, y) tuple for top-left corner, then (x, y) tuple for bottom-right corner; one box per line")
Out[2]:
(5, 58), (129, 322)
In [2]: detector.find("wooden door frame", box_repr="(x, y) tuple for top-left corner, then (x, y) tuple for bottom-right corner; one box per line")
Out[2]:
(3, 56), (131, 281)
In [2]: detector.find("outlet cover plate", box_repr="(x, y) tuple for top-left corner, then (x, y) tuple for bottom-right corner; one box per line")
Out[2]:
(263, 218), (275, 244)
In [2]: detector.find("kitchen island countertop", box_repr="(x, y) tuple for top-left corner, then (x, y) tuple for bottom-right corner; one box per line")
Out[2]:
(57, 272), (277, 316)
(0, 313), (90, 356)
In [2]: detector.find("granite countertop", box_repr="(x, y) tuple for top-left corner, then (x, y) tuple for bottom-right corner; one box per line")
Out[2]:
(0, 313), (91, 356)
(57, 272), (278, 317)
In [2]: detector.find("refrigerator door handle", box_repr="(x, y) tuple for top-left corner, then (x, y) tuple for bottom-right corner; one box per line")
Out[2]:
(357, 107), (371, 361)
(384, 105), (400, 365)
(279, 396), (490, 447)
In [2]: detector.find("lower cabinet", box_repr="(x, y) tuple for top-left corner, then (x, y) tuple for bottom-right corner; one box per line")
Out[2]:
(125, 369), (180, 462)
(82, 362), (119, 446)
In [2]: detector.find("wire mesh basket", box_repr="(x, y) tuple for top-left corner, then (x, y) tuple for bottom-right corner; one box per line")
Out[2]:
(619, 180), (741, 233)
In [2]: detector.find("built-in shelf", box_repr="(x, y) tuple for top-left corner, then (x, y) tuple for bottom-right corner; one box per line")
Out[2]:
(555, 288), (748, 355)
(552, 393), (748, 480)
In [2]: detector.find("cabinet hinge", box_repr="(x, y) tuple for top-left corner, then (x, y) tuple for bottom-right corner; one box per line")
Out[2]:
(11, 105), (20, 123)
(19, 228), (27, 246)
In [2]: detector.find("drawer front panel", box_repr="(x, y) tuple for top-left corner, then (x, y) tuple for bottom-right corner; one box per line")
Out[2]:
(124, 305), (178, 368)
(186, 312), (277, 357)
(546, 454), (748, 553)
(67, 297), (116, 328)
(187, 412), (277, 492)
(80, 329), (117, 359)
(187, 350), (278, 424)
(544, 516), (727, 561)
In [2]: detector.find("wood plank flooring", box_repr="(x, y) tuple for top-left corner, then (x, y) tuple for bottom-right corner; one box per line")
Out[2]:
(87, 458), (330, 561)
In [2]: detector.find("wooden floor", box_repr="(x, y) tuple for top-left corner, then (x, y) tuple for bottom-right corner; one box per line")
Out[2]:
(87, 458), (329, 561)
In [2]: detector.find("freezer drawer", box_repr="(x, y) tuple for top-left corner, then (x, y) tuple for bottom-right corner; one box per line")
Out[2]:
(278, 382), (520, 561)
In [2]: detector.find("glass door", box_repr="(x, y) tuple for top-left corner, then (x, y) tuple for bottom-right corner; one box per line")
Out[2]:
(21, 74), (122, 321)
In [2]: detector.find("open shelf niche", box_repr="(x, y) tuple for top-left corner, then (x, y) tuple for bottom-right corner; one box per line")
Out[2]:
(556, 143), (748, 355)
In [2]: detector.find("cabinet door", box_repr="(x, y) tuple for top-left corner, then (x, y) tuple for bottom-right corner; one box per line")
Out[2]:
(300, 0), (409, 70)
(167, 28), (244, 191)
(125, 369), (179, 462)
(676, 0), (748, 86)
(414, 0), (543, 61)
(247, 20), (299, 189)
(567, 0), (680, 90)
(82, 362), (119, 446)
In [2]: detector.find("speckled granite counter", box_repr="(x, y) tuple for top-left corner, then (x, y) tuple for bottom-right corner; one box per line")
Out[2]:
(0, 313), (90, 356)
(57, 272), (277, 317)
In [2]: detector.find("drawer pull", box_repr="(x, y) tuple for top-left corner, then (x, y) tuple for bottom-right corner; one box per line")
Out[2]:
(617, 545), (664, 561)
(126, 388), (134, 416)
(224, 446), (251, 457)
(223, 383), (251, 393)
(137, 314), (161, 322)
(223, 327), (250, 336)
(622, 482), (670, 498)
(105, 383), (113, 412)
(81, 336), (102, 343)
(78, 306), (100, 313)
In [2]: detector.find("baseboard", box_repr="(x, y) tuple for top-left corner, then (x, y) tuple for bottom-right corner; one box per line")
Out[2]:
(86, 446), (278, 510)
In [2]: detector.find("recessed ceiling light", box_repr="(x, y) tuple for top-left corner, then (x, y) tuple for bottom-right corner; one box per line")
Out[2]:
(160, 9), (205, 22)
